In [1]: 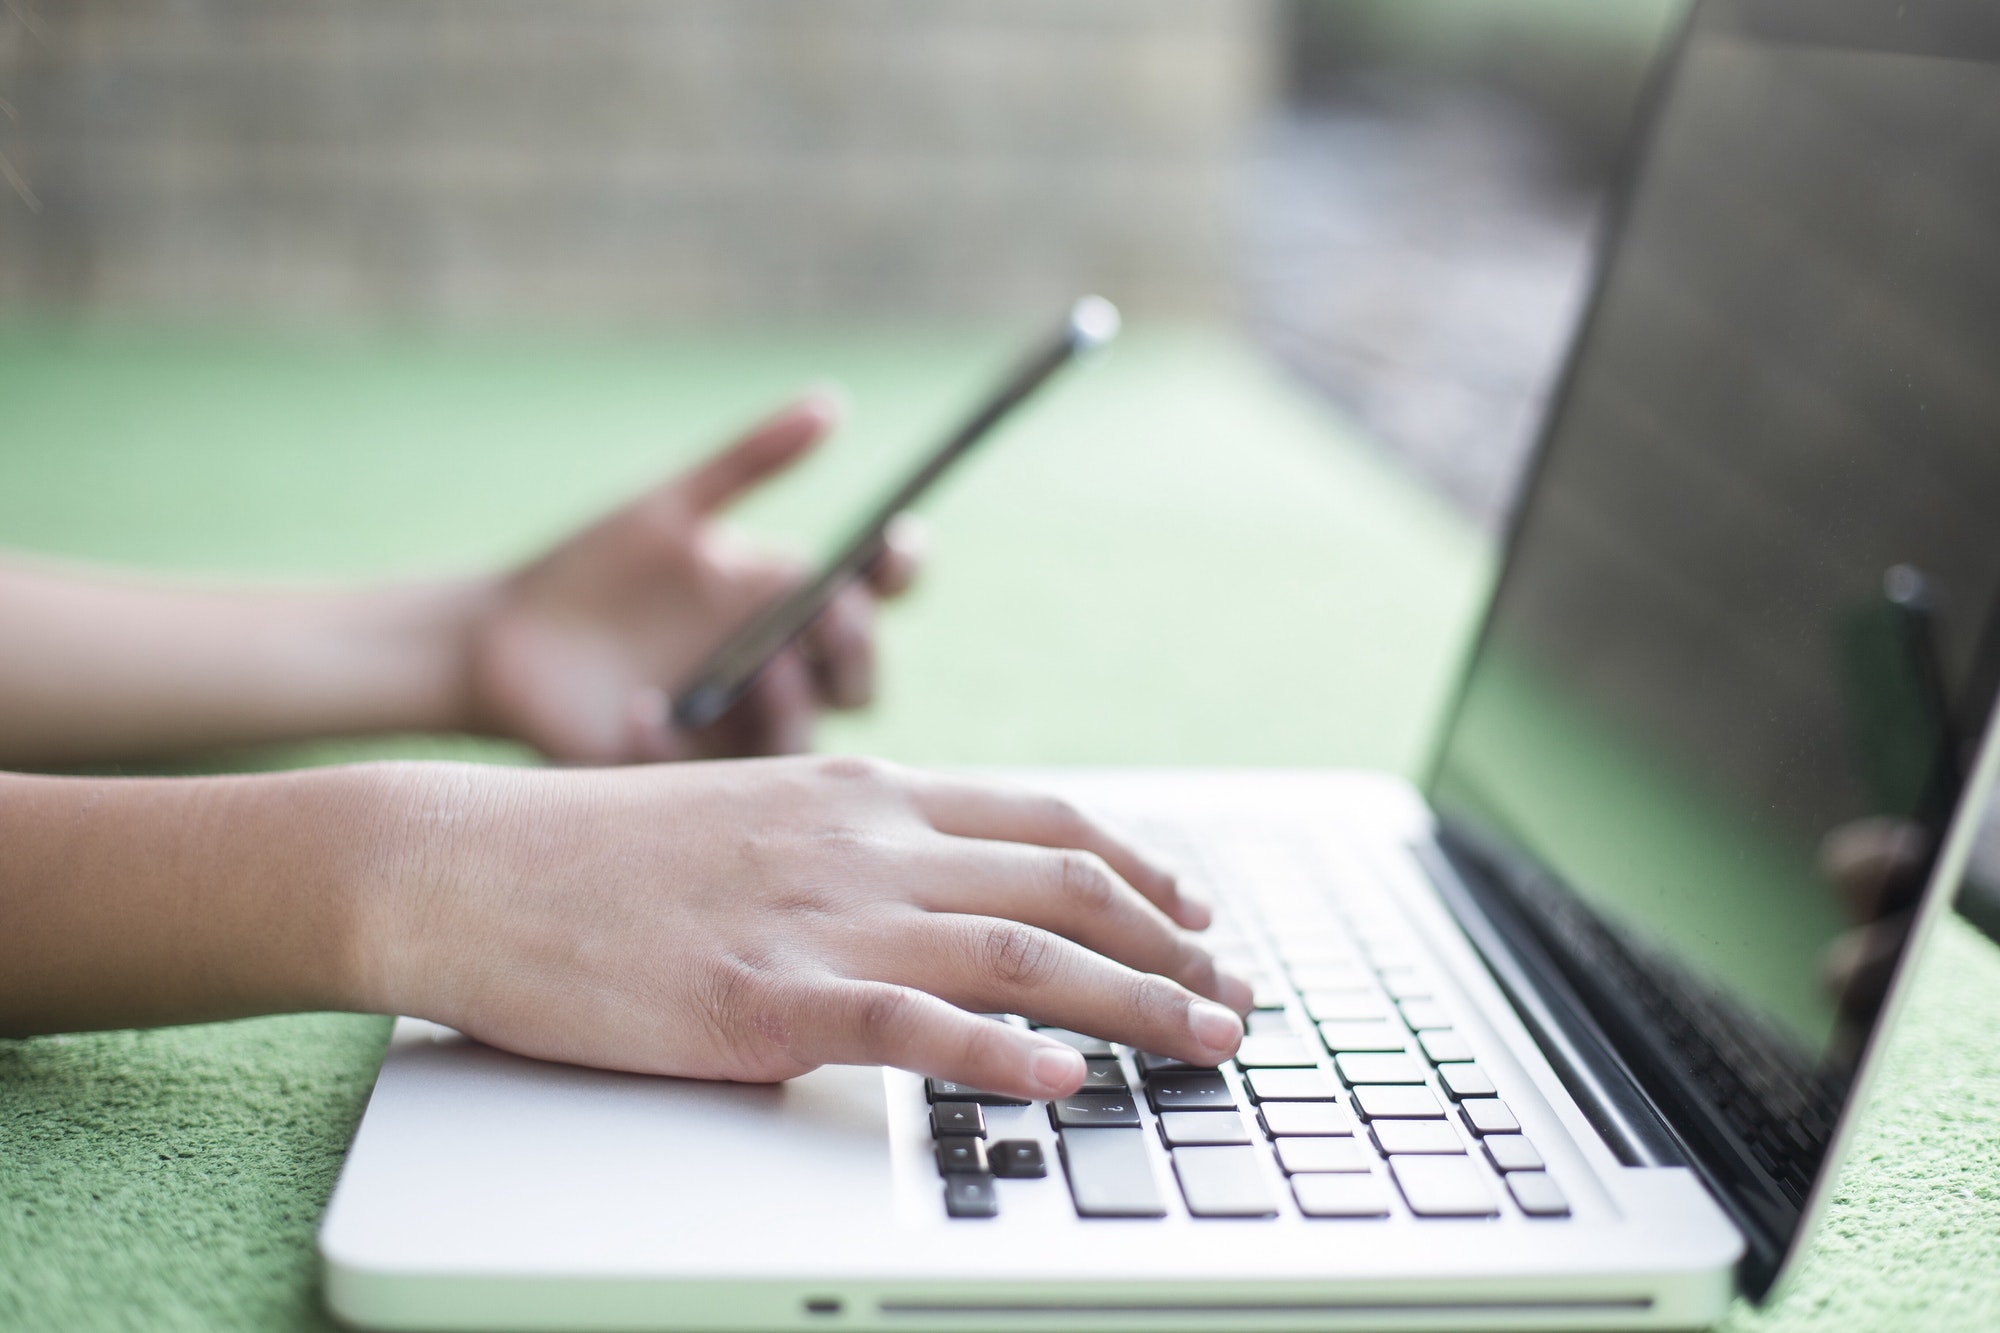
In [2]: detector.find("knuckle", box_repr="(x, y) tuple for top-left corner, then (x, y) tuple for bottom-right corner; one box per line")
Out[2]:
(848, 984), (920, 1045)
(980, 920), (1060, 990)
(1125, 968), (1185, 1028)
(808, 820), (878, 860)
(956, 1014), (1013, 1073)
(767, 882), (840, 920)
(1037, 795), (1090, 840)
(702, 949), (800, 1057)
(732, 826), (784, 876)
(815, 754), (888, 786)
(1053, 849), (1119, 915)
(1179, 938), (1223, 992)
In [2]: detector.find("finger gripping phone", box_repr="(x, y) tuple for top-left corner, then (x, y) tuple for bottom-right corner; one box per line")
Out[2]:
(671, 296), (1121, 731)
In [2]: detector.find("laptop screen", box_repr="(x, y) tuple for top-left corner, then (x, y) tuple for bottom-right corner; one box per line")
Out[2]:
(1425, 0), (2000, 1293)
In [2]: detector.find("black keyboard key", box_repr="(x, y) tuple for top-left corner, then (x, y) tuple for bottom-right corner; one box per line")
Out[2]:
(1081, 1057), (1130, 1091)
(1438, 1063), (1497, 1100)
(1458, 1099), (1520, 1136)
(1274, 1136), (1371, 1173)
(1059, 1128), (1168, 1217)
(1292, 1173), (1392, 1217)
(1136, 1051), (1208, 1076)
(1158, 1111), (1252, 1147)
(935, 1137), (989, 1175)
(1416, 1031), (1474, 1064)
(1034, 1028), (1115, 1057)
(1483, 1135), (1544, 1172)
(926, 1078), (1030, 1107)
(943, 1173), (999, 1218)
(1351, 1085), (1444, 1120)
(1173, 1146), (1280, 1217)
(989, 1139), (1048, 1178)
(1334, 1052), (1426, 1085)
(1507, 1170), (1570, 1216)
(1244, 1068), (1339, 1102)
(1369, 1120), (1464, 1155)
(931, 1101), (987, 1138)
(1389, 1156), (1498, 1217)
(1049, 1093), (1142, 1128)
(1146, 1071), (1236, 1111)
(1233, 1036), (1316, 1068)
(1319, 1021), (1408, 1053)
(1258, 1101), (1354, 1136)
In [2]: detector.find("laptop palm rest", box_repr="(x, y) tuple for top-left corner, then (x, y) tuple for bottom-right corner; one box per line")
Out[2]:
(322, 1020), (895, 1278)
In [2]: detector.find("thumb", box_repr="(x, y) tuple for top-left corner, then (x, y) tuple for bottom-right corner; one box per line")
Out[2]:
(677, 387), (846, 515)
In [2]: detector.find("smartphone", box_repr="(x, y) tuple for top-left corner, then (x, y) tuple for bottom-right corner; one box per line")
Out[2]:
(670, 295), (1122, 730)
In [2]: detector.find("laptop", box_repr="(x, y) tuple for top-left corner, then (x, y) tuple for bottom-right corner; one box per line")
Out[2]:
(319, 0), (2000, 1326)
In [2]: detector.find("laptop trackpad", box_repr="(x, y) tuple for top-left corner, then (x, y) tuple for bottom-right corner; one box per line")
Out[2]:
(322, 1021), (896, 1273)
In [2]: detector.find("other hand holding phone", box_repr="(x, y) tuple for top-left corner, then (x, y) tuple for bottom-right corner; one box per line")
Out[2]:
(461, 390), (920, 763)
(461, 297), (1116, 763)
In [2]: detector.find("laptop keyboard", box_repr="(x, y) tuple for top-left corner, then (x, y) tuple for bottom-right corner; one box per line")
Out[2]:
(924, 827), (1569, 1223)
(1505, 868), (1834, 1204)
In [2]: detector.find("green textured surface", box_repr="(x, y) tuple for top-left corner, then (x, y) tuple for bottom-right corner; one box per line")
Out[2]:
(0, 326), (1996, 1330)
(0, 1014), (392, 1332)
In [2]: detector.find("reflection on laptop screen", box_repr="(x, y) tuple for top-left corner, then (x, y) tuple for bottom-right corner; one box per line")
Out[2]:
(1427, 0), (2000, 1288)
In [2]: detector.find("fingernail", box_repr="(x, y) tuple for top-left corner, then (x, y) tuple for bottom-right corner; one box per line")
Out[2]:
(800, 380), (850, 423)
(1188, 999), (1244, 1056)
(1177, 894), (1213, 931)
(1029, 1044), (1086, 1096)
(1216, 970), (1255, 1015)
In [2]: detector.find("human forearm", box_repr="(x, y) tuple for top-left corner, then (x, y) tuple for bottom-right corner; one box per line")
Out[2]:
(1, 756), (1247, 1096)
(0, 765), (397, 1036)
(0, 558), (494, 767)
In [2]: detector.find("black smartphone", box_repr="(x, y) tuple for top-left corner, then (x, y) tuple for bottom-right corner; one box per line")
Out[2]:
(671, 295), (1121, 731)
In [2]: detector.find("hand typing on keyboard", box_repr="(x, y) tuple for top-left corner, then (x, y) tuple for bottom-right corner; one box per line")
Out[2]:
(920, 843), (1571, 1224)
(355, 757), (1252, 1098)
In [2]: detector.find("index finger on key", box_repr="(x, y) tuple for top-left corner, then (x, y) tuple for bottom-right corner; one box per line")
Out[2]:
(797, 981), (1090, 1102)
(906, 776), (1213, 933)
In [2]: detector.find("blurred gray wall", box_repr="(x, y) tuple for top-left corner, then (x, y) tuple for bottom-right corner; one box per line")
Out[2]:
(0, 0), (1275, 324)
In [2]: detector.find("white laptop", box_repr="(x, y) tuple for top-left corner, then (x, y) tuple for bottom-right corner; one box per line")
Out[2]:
(319, 1), (2000, 1327)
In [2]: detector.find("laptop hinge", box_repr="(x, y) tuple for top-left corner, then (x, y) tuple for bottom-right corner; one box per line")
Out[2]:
(1415, 839), (1685, 1169)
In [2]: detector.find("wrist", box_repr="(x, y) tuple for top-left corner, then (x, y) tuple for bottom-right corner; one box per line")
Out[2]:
(337, 760), (533, 1024)
(369, 576), (504, 739)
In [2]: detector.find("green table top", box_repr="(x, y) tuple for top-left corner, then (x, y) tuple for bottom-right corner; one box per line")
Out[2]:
(0, 325), (1995, 1331)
